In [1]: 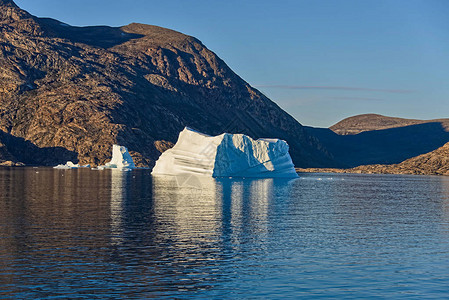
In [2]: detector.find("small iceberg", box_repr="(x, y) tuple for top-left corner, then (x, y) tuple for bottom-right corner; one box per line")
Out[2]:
(93, 145), (136, 171)
(152, 127), (298, 178)
(54, 145), (135, 171)
(54, 161), (90, 169)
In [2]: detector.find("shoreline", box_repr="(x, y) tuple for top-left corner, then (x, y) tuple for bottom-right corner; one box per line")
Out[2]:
(296, 167), (449, 177)
(1, 164), (448, 177)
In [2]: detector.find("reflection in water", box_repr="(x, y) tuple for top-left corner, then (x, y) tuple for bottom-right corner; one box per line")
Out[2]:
(110, 170), (126, 245)
(0, 168), (113, 297)
(249, 179), (272, 238)
(151, 176), (292, 254)
(217, 179), (278, 248)
(2, 169), (449, 298)
(437, 176), (449, 233)
(150, 175), (292, 294)
(152, 176), (221, 248)
(230, 181), (243, 244)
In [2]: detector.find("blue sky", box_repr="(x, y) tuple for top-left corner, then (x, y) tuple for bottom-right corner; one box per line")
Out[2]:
(15, 0), (449, 127)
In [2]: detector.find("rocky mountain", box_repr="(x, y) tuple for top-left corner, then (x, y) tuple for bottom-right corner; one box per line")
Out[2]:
(298, 141), (449, 176)
(306, 114), (449, 167)
(330, 113), (449, 135)
(0, 0), (334, 168)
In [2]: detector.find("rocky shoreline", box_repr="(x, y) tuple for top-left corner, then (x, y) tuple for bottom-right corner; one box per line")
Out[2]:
(296, 167), (449, 176)
(0, 160), (24, 167)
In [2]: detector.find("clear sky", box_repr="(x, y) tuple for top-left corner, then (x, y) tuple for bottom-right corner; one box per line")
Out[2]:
(15, 0), (449, 127)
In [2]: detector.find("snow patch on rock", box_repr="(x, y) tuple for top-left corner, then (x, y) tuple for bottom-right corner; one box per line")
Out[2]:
(152, 127), (298, 178)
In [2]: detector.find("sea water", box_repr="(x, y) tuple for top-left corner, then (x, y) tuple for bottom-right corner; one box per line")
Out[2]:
(1, 168), (449, 298)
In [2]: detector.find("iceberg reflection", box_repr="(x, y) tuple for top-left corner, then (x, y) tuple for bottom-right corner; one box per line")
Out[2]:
(217, 178), (278, 247)
(152, 175), (296, 251)
(152, 175), (222, 249)
(110, 170), (127, 245)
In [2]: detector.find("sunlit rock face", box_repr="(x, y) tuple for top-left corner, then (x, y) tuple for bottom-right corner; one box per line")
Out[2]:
(152, 128), (298, 178)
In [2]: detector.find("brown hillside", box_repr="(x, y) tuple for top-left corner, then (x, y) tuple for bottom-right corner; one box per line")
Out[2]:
(0, 0), (334, 167)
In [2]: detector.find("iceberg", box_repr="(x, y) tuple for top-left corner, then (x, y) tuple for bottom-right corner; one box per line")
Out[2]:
(55, 145), (135, 171)
(54, 161), (90, 169)
(152, 127), (298, 178)
(94, 145), (136, 171)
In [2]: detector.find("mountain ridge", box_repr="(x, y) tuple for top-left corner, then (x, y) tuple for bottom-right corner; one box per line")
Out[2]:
(331, 113), (449, 135)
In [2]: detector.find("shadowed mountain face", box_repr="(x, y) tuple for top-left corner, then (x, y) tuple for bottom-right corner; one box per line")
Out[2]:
(0, 129), (77, 165)
(307, 115), (449, 168)
(299, 142), (449, 176)
(0, 1), (334, 167)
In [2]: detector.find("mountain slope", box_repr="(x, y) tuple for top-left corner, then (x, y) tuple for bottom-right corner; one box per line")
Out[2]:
(0, 1), (334, 167)
(377, 142), (449, 175)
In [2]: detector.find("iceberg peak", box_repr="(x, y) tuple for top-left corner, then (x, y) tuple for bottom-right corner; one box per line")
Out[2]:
(104, 144), (136, 170)
(91, 145), (136, 171)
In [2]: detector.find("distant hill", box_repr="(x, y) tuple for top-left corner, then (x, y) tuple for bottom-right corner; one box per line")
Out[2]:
(330, 114), (449, 135)
(0, 0), (334, 167)
(298, 141), (449, 176)
(306, 114), (449, 167)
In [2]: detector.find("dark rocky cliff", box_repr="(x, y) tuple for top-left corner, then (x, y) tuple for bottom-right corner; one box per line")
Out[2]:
(0, 0), (334, 167)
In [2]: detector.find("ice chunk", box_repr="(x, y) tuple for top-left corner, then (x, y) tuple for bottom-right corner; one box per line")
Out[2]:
(54, 161), (79, 169)
(95, 145), (136, 171)
(55, 145), (135, 171)
(54, 161), (90, 169)
(152, 127), (298, 178)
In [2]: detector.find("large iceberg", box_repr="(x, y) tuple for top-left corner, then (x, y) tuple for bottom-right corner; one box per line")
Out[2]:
(152, 127), (298, 178)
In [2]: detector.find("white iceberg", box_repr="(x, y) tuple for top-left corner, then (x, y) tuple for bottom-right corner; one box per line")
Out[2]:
(54, 161), (90, 169)
(151, 127), (298, 178)
(54, 145), (135, 171)
(93, 145), (136, 171)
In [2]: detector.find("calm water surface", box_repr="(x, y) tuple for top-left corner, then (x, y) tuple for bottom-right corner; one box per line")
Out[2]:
(1, 168), (449, 298)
